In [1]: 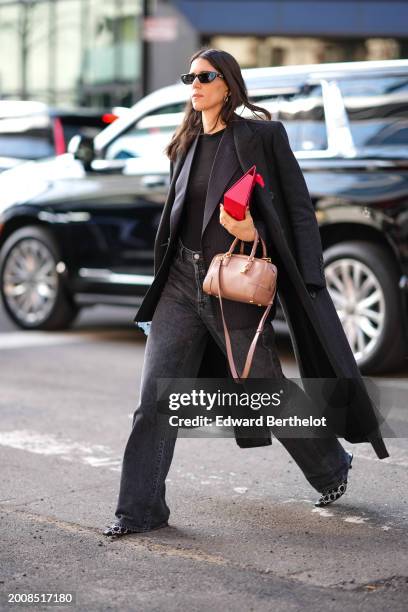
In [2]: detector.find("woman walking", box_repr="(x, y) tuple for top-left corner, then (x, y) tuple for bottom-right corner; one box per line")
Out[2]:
(103, 48), (388, 537)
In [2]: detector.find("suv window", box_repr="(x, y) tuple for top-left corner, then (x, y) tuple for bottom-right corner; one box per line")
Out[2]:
(59, 114), (107, 143)
(0, 113), (54, 159)
(338, 76), (408, 148)
(105, 104), (185, 160)
(252, 84), (327, 151)
(147, 102), (187, 115)
(0, 110), (109, 160)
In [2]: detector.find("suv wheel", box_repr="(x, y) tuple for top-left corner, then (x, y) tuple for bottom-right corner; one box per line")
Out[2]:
(0, 226), (80, 330)
(324, 241), (406, 374)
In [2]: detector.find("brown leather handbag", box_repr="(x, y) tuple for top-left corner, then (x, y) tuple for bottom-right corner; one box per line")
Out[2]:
(203, 230), (278, 382)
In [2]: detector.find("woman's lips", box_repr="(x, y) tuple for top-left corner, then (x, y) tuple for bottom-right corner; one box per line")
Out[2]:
(192, 94), (202, 99)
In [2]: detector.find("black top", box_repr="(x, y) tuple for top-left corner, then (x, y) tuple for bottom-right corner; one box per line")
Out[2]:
(179, 128), (226, 250)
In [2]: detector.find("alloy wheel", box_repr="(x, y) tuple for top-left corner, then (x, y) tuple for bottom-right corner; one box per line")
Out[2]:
(325, 257), (385, 363)
(3, 238), (59, 326)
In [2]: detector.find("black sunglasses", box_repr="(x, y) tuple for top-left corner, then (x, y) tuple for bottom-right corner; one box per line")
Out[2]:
(180, 71), (224, 84)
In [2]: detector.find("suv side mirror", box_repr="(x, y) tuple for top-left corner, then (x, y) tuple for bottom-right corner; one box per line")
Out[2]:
(68, 134), (95, 169)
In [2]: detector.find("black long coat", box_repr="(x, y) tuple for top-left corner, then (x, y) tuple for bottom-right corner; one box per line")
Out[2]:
(134, 114), (389, 460)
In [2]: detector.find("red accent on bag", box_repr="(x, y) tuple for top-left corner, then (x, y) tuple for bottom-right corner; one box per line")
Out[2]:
(223, 165), (265, 221)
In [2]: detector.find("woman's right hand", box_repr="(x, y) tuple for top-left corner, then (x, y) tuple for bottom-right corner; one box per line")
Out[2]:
(219, 204), (257, 241)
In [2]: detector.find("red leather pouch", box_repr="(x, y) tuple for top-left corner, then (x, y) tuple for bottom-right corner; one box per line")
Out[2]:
(223, 165), (265, 221)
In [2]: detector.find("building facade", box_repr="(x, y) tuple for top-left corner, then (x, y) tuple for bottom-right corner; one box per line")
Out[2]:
(0, 0), (407, 108)
(0, 0), (143, 107)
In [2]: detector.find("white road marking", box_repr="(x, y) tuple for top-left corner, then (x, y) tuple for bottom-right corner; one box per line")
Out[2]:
(343, 516), (370, 524)
(352, 445), (408, 468)
(378, 378), (408, 389)
(288, 499), (389, 530)
(312, 507), (334, 517)
(0, 429), (122, 472)
(0, 330), (134, 350)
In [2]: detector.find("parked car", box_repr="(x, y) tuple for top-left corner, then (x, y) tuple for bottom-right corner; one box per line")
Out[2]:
(0, 59), (408, 374)
(0, 101), (120, 172)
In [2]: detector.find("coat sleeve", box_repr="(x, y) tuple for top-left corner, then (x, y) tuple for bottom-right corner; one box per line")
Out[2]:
(272, 121), (327, 289)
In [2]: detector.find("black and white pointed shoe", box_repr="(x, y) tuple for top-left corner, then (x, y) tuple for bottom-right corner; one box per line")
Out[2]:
(103, 520), (169, 537)
(103, 522), (140, 537)
(314, 451), (353, 508)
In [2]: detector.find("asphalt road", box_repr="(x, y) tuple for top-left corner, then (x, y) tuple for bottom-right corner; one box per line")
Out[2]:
(1, 303), (407, 612)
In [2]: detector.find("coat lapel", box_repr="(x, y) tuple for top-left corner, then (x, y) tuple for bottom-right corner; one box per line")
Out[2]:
(169, 134), (199, 238)
(232, 118), (271, 191)
(232, 118), (287, 243)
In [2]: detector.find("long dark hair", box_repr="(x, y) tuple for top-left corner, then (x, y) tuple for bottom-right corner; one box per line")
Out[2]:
(165, 48), (271, 162)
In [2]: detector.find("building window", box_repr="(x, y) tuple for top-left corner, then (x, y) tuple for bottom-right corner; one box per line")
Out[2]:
(208, 35), (406, 68)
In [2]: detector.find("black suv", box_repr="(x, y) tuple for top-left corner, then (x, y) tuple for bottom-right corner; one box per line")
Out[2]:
(0, 59), (407, 374)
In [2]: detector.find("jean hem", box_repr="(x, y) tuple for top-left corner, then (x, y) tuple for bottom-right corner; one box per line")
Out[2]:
(314, 452), (352, 493)
(118, 519), (169, 532)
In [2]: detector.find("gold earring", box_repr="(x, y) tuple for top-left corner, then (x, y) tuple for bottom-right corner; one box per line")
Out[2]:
(224, 92), (230, 103)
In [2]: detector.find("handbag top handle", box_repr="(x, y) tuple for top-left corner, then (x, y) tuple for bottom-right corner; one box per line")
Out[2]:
(226, 231), (267, 260)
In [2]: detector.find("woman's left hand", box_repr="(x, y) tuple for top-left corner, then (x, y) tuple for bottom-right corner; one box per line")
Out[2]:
(219, 203), (256, 242)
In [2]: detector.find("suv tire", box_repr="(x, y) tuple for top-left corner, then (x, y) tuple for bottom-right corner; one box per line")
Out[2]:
(0, 226), (80, 330)
(323, 240), (406, 374)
